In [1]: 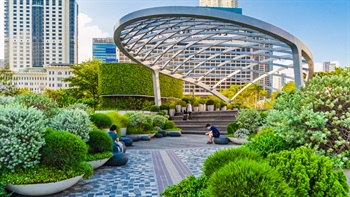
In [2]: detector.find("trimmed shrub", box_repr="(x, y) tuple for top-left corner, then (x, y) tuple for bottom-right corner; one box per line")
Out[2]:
(208, 160), (295, 197)
(86, 151), (113, 161)
(14, 93), (59, 119)
(161, 175), (208, 197)
(215, 102), (220, 109)
(226, 122), (240, 135)
(90, 113), (112, 129)
(169, 103), (176, 109)
(40, 129), (88, 168)
(193, 101), (199, 107)
(203, 147), (262, 177)
(236, 109), (262, 133)
(48, 109), (92, 142)
(267, 147), (349, 196)
(0, 162), (93, 185)
(164, 120), (175, 130)
(0, 103), (46, 171)
(153, 115), (168, 129)
(87, 129), (113, 153)
(206, 99), (214, 105)
(247, 128), (289, 157)
(160, 104), (170, 110)
(234, 128), (250, 139)
(150, 105), (159, 112)
(180, 101), (186, 107)
(100, 96), (155, 110)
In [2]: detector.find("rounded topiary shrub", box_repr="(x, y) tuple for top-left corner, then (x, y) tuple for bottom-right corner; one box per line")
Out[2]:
(40, 129), (88, 168)
(203, 147), (262, 177)
(267, 147), (349, 196)
(87, 129), (113, 153)
(48, 109), (92, 142)
(208, 160), (295, 197)
(0, 104), (46, 171)
(164, 120), (175, 130)
(236, 109), (261, 133)
(226, 122), (240, 135)
(90, 113), (112, 129)
(153, 115), (168, 129)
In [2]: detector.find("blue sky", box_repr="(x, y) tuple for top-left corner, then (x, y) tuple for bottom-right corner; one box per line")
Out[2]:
(75, 0), (350, 66)
(0, 0), (349, 66)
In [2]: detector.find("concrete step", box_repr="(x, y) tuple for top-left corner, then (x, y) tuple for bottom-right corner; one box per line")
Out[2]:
(181, 129), (227, 135)
(174, 121), (232, 127)
(175, 110), (238, 116)
(172, 116), (236, 121)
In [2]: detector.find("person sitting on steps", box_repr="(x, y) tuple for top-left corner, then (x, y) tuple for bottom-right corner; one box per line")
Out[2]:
(183, 110), (189, 120)
(205, 124), (220, 144)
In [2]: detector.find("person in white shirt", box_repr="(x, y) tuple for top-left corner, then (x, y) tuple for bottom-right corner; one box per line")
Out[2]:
(186, 102), (193, 120)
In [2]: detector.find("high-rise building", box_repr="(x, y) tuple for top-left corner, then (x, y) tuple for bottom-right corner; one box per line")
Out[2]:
(323, 61), (336, 72)
(4, 0), (78, 71)
(92, 38), (118, 63)
(200, 0), (238, 8)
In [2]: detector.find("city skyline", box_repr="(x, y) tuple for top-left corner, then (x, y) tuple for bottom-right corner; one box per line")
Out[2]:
(0, 0), (349, 67)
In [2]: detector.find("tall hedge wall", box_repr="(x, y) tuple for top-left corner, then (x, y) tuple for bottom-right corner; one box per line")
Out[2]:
(98, 63), (183, 98)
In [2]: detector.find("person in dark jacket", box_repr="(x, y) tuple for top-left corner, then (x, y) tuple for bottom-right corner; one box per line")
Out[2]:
(205, 124), (220, 144)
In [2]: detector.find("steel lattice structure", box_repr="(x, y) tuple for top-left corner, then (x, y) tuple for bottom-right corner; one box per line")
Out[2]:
(114, 6), (314, 104)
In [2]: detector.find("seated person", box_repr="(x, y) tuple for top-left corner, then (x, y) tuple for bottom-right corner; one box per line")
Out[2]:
(108, 125), (124, 152)
(205, 124), (220, 144)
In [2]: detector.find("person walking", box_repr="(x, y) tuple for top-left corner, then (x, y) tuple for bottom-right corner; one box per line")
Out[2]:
(205, 124), (220, 144)
(187, 102), (193, 120)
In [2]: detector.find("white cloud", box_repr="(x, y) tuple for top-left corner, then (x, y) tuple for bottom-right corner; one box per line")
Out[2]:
(78, 13), (110, 63)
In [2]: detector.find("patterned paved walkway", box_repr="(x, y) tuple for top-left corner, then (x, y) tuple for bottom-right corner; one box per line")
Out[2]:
(16, 135), (236, 197)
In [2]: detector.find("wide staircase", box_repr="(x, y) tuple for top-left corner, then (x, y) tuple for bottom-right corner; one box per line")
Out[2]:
(172, 110), (238, 135)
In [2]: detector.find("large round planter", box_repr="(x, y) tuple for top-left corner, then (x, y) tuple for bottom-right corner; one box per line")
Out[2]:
(89, 157), (111, 169)
(181, 107), (186, 113)
(149, 133), (156, 138)
(6, 175), (83, 196)
(169, 109), (175, 117)
(151, 112), (158, 116)
(221, 106), (227, 111)
(207, 105), (214, 111)
(163, 109), (168, 115)
(228, 137), (249, 144)
(120, 128), (127, 136)
(193, 107), (199, 112)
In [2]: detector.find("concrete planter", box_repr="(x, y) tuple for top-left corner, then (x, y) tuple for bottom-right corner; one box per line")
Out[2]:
(193, 107), (199, 112)
(89, 157), (111, 169)
(120, 128), (127, 136)
(228, 137), (249, 145)
(151, 112), (158, 116)
(215, 108), (220, 111)
(6, 175), (83, 196)
(163, 109), (168, 115)
(169, 109), (175, 117)
(221, 106), (227, 111)
(207, 105), (214, 111)
(199, 104), (204, 112)
(181, 107), (186, 112)
(176, 105), (182, 113)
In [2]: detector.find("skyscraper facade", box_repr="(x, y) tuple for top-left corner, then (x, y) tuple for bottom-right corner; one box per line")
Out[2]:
(92, 38), (118, 63)
(4, 0), (78, 71)
(200, 0), (238, 8)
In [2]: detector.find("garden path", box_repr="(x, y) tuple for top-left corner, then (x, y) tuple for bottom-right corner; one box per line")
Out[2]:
(14, 135), (236, 197)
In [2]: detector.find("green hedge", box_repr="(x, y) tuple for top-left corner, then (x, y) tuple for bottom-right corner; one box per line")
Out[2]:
(98, 63), (183, 98)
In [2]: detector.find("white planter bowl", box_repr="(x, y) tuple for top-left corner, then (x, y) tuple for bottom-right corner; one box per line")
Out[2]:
(6, 175), (83, 196)
(120, 128), (127, 136)
(89, 157), (110, 169)
(228, 137), (249, 144)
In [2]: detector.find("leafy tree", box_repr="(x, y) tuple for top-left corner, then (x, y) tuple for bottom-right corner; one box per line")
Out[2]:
(64, 59), (101, 111)
(43, 88), (79, 107)
(0, 64), (20, 96)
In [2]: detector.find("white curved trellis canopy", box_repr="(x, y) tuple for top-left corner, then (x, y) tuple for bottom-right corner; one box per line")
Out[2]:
(114, 6), (314, 104)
